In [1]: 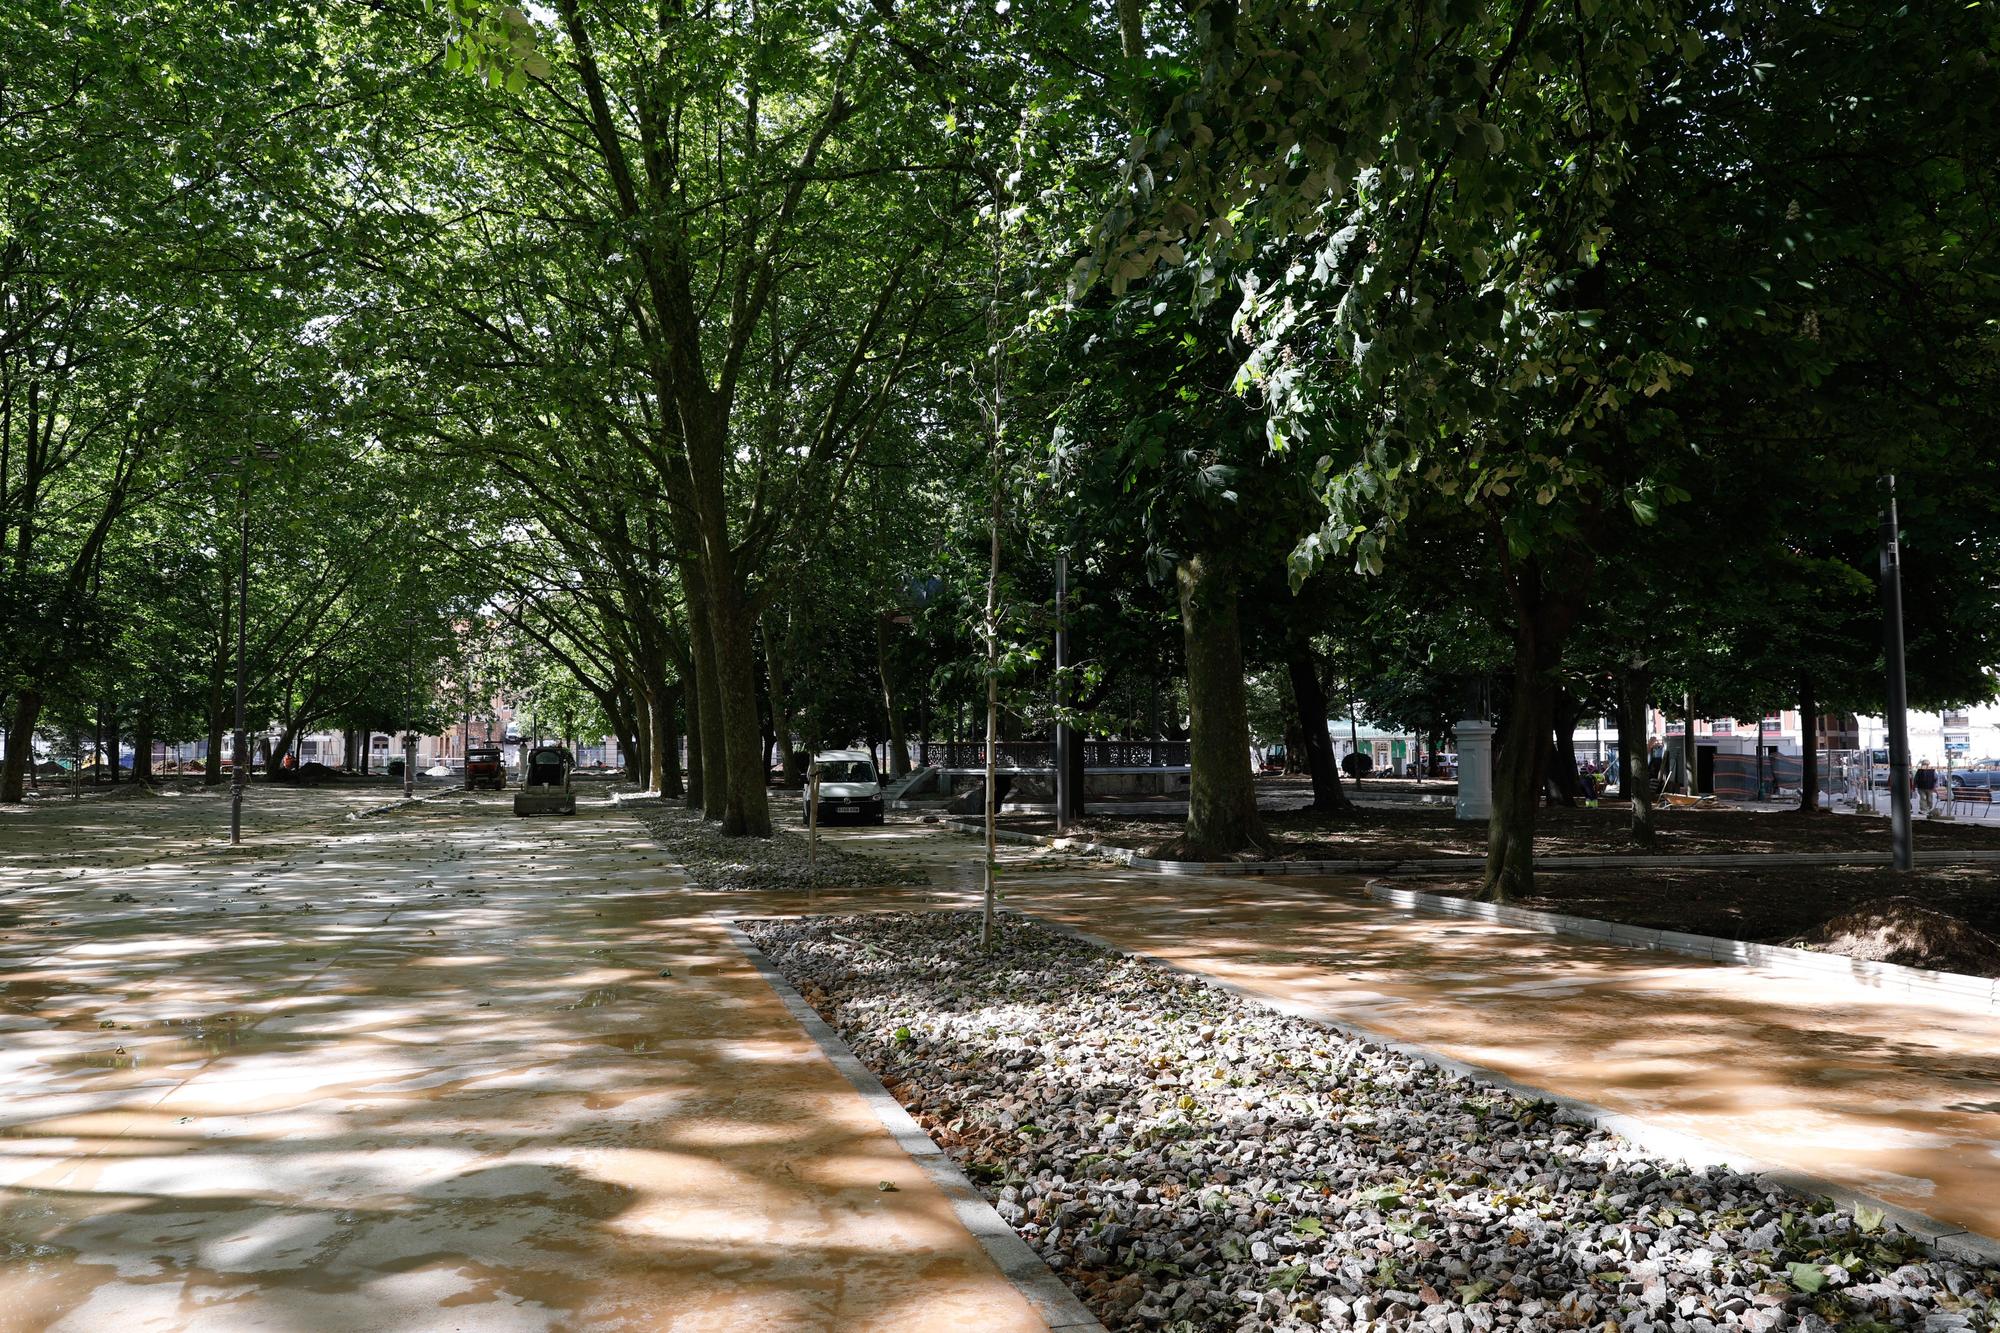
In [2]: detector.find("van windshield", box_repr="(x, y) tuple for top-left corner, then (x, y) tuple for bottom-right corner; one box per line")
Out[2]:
(815, 760), (877, 784)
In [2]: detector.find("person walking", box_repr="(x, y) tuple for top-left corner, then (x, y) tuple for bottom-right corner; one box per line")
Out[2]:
(1915, 758), (1938, 814)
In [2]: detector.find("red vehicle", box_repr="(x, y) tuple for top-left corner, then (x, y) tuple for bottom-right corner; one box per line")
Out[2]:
(465, 745), (505, 791)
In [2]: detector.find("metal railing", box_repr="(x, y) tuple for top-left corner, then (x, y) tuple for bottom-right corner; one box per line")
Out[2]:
(918, 739), (1191, 769)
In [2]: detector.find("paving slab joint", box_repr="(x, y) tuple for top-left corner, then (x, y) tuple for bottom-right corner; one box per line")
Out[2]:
(722, 918), (1108, 1333)
(1364, 881), (2000, 1015)
(1020, 912), (1999, 1269)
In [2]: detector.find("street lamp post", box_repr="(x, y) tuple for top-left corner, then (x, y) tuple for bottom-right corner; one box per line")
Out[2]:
(1880, 475), (1913, 871)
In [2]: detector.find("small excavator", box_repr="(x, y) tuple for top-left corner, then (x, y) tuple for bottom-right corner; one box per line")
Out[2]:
(513, 745), (577, 816)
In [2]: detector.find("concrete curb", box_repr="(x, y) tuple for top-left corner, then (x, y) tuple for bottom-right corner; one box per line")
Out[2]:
(1025, 916), (2000, 1270)
(1366, 882), (2000, 1016)
(940, 817), (1143, 866)
(942, 817), (2000, 878)
(722, 920), (1107, 1333)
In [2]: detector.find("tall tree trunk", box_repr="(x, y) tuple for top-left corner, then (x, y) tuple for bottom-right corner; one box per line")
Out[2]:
(1483, 565), (1578, 903)
(684, 579), (725, 818)
(657, 682), (684, 799)
(648, 678), (672, 795)
(876, 614), (911, 778)
(1797, 674), (1819, 813)
(1286, 645), (1349, 812)
(1486, 655), (1553, 902)
(765, 613), (797, 781)
(1065, 723), (1087, 818)
(133, 704), (154, 784)
(0, 689), (40, 802)
(641, 657), (673, 795)
(630, 705), (651, 788)
(1176, 553), (1267, 857)
(686, 412), (772, 836)
(205, 693), (226, 781)
(708, 583), (770, 835)
(1546, 692), (1582, 806)
(359, 732), (371, 775)
(205, 555), (228, 784)
(1116, 0), (1144, 58)
(1618, 665), (1655, 847)
(104, 703), (120, 784)
(683, 646), (706, 811)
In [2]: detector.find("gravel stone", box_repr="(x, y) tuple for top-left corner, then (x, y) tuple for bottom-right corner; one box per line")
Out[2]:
(746, 911), (2000, 1333)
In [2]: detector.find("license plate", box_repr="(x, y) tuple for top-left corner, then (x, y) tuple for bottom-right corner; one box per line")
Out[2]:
(837, 805), (859, 813)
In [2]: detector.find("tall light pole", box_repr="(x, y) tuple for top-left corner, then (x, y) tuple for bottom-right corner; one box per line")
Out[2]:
(1880, 475), (1913, 870)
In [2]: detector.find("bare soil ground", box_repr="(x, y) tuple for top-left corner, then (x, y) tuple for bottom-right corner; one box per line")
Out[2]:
(1005, 802), (2000, 862)
(1423, 866), (2000, 977)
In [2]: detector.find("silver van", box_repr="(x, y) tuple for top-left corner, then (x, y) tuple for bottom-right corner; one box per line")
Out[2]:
(806, 750), (885, 825)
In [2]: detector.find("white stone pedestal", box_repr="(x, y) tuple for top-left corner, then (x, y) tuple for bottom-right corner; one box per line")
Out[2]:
(1453, 720), (1495, 822)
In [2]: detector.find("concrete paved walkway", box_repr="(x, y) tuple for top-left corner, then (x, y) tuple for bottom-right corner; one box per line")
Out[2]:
(0, 790), (1047, 1331)
(10, 790), (1996, 1329)
(803, 821), (2000, 1253)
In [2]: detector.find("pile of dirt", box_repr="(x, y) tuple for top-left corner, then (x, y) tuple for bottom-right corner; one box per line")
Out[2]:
(268, 761), (343, 785)
(1794, 896), (2000, 977)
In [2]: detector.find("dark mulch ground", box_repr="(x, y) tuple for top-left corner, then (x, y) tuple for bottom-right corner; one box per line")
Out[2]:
(622, 795), (929, 891)
(1006, 803), (2000, 862)
(1425, 866), (2000, 977)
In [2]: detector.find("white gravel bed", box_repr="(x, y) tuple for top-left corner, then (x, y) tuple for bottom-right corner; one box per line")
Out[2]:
(623, 797), (928, 890)
(746, 911), (1999, 1333)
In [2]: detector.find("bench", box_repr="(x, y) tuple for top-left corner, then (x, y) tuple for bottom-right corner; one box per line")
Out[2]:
(1949, 785), (1993, 815)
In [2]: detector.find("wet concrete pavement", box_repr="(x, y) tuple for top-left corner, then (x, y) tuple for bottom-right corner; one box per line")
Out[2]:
(796, 820), (2000, 1252)
(0, 789), (1047, 1331)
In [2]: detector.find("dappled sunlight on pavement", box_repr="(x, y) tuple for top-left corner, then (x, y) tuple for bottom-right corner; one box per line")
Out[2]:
(0, 793), (1048, 1331)
(809, 820), (2000, 1248)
